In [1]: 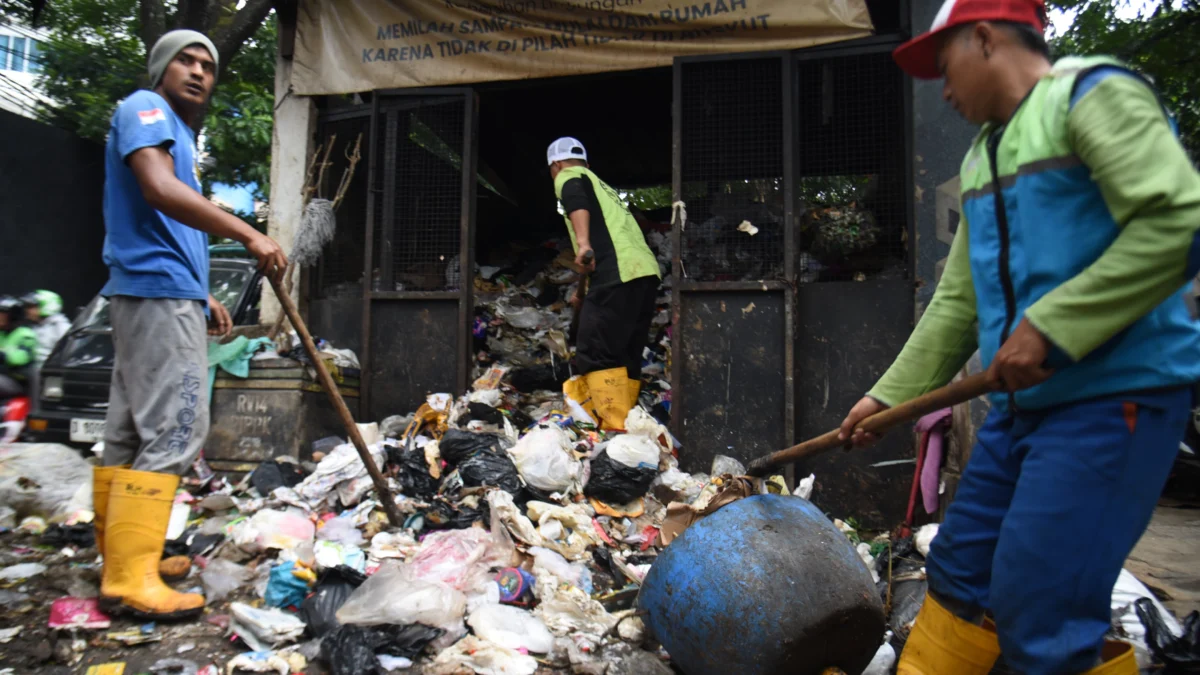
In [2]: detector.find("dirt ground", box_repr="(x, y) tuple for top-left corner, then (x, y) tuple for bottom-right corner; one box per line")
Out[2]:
(1127, 500), (1200, 620)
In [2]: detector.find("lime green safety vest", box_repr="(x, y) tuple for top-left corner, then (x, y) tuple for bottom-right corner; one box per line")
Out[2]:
(553, 166), (661, 285)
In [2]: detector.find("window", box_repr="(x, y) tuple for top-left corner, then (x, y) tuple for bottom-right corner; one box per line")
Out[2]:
(11, 37), (25, 72)
(0, 35), (39, 73)
(26, 40), (39, 73)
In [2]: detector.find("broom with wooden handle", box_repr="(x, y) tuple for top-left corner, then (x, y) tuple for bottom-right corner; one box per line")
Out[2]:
(746, 372), (999, 477)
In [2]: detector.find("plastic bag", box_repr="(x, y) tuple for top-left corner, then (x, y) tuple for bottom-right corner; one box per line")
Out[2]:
(507, 425), (581, 493)
(533, 572), (618, 637)
(250, 460), (306, 497)
(238, 509), (315, 553)
(529, 546), (592, 592)
(368, 531), (420, 563)
(0, 443), (93, 518)
(200, 559), (249, 604)
(709, 454), (746, 477)
(300, 565), (366, 639)
(317, 517), (365, 547)
(651, 465), (706, 505)
(468, 604), (554, 653)
(1136, 597), (1200, 668)
(584, 450), (657, 504)
(320, 624), (443, 675)
(429, 635), (538, 675)
(459, 451), (522, 494)
(393, 445), (439, 500)
(794, 473), (816, 500)
(606, 434), (660, 470)
(0, 563), (47, 581)
(336, 561), (467, 634)
(440, 429), (503, 466)
(264, 562), (310, 609)
(295, 443), (387, 509)
(914, 523), (939, 557)
(862, 632), (897, 675)
(314, 540), (367, 572)
(409, 526), (513, 591)
(230, 603), (306, 650)
(1110, 568), (1183, 669)
(224, 651), (289, 675)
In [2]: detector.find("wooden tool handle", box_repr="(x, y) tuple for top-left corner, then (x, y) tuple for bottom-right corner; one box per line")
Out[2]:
(746, 372), (997, 477)
(270, 276), (404, 526)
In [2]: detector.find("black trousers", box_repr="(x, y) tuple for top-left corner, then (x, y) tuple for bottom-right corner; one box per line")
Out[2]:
(576, 275), (659, 379)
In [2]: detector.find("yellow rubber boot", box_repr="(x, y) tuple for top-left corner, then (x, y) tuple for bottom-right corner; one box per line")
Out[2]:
(897, 593), (1000, 675)
(1081, 642), (1137, 674)
(99, 469), (204, 620)
(585, 368), (634, 431)
(93, 466), (192, 583)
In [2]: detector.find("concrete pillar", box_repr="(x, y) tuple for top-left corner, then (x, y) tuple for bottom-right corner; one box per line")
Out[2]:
(261, 43), (316, 327)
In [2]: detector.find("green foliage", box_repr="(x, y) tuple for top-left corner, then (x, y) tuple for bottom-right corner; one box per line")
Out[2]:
(1048, 0), (1200, 158)
(621, 185), (673, 211)
(13, 0), (275, 198)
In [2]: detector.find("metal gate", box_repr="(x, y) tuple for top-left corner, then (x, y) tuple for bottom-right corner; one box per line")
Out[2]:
(671, 53), (797, 475)
(672, 40), (915, 525)
(361, 90), (478, 421)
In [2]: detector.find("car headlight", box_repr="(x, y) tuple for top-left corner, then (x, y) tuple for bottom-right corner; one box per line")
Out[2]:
(42, 376), (64, 401)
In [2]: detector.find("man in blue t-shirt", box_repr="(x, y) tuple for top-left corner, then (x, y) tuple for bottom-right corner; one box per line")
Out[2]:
(94, 30), (286, 621)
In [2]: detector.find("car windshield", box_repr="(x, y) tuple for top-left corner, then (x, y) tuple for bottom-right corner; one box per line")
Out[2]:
(73, 267), (252, 332)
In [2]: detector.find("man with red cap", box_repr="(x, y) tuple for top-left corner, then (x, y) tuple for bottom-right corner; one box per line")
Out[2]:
(838, 1), (1200, 673)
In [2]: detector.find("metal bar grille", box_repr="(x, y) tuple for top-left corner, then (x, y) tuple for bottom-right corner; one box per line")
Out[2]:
(794, 51), (907, 283)
(679, 56), (786, 282)
(378, 98), (466, 292)
(313, 114), (370, 298)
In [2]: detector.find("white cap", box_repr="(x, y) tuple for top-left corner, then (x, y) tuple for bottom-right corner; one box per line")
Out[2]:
(547, 137), (587, 166)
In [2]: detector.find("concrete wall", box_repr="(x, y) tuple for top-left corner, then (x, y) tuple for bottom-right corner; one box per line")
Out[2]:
(263, 43), (316, 327)
(0, 109), (107, 315)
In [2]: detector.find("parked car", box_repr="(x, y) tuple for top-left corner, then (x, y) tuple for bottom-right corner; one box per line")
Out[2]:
(24, 251), (263, 447)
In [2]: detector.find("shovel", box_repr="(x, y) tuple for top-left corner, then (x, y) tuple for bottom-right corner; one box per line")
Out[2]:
(746, 372), (998, 477)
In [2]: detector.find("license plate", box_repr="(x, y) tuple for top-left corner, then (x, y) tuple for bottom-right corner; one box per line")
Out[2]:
(70, 418), (106, 443)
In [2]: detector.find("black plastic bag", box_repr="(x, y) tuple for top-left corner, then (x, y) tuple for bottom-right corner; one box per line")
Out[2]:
(163, 529), (223, 559)
(300, 565), (368, 639)
(510, 362), (571, 394)
(395, 446), (439, 499)
(321, 623), (444, 675)
(250, 459), (307, 496)
(584, 450), (657, 504)
(440, 429), (503, 466)
(417, 498), (486, 531)
(464, 402), (505, 426)
(459, 450), (522, 494)
(42, 523), (95, 548)
(1136, 597), (1200, 670)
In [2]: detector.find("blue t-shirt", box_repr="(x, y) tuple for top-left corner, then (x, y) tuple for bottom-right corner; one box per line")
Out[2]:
(101, 90), (209, 303)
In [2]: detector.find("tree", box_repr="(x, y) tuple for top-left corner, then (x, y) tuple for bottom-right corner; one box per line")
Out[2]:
(3, 0), (276, 200)
(1048, 0), (1200, 158)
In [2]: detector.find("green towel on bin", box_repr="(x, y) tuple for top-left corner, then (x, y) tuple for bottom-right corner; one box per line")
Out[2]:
(207, 336), (274, 396)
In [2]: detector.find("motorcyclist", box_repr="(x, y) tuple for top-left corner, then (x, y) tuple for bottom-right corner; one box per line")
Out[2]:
(0, 296), (37, 399)
(21, 290), (71, 366)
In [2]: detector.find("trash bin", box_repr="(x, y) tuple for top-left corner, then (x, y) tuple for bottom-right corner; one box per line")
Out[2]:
(638, 494), (885, 675)
(206, 356), (359, 475)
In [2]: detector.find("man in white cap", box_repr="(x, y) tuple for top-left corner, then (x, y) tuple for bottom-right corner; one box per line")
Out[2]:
(549, 137), (660, 430)
(94, 29), (287, 620)
(838, 1), (1200, 673)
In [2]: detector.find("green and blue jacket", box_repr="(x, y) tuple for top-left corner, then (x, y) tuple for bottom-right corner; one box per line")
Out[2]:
(872, 56), (1200, 411)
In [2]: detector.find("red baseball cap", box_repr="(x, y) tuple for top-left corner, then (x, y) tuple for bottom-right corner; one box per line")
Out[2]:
(893, 0), (1048, 79)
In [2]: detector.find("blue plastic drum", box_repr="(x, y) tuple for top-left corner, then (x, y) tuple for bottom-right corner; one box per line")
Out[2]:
(639, 494), (885, 675)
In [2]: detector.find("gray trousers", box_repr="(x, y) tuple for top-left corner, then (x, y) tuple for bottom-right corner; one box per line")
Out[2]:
(102, 297), (209, 475)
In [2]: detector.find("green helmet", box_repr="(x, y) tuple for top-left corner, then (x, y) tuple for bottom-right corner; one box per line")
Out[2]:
(20, 290), (63, 316)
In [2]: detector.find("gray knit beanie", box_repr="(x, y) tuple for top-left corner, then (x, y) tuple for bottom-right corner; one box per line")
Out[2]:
(147, 30), (219, 87)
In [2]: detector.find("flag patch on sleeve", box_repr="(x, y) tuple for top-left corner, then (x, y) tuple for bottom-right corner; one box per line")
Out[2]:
(138, 108), (167, 125)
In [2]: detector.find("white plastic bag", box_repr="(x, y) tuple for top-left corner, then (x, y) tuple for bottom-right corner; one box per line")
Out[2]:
(529, 546), (592, 592)
(710, 454), (746, 477)
(914, 523), (939, 557)
(506, 426), (581, 493)
(468, 604), (554, 653)
(229, 603), (306, 650)
(201, 559), (250, 604)
(294, 443), (386, 509)
(606, 434), (660, 470)
(0, 443), (93, 517)
(336, 561), (467, 638)
(534, 572), (617, 637)
(862, 632), (897, 675)
(368, 531), (420, 562)
(429, 635), (538, 675)
(316, 517), (364, 547)
(793, 473), (816, 500)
